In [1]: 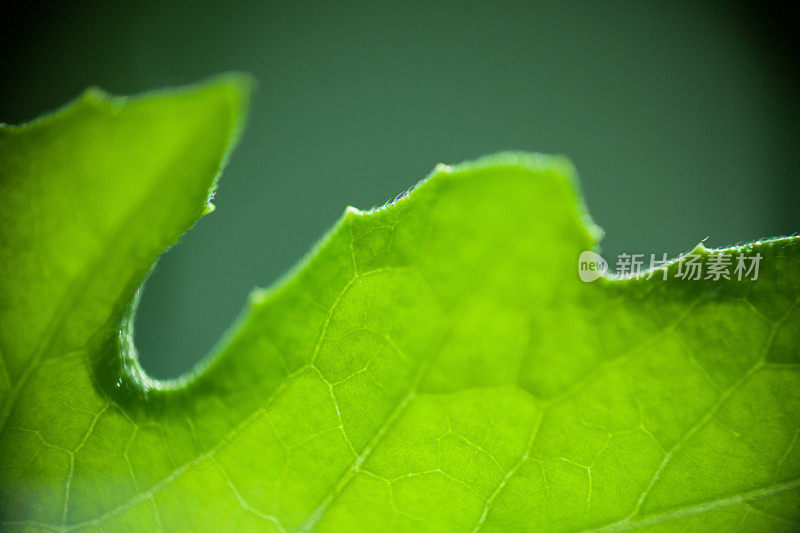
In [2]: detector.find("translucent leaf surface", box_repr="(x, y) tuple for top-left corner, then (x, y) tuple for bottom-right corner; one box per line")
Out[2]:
(1, 78), (798, 532)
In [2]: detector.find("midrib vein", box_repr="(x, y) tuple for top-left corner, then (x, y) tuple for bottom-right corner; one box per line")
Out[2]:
(585, 477), (800, 532)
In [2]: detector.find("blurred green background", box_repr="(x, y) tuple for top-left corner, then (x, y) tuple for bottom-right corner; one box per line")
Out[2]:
(3, 1), (798, 378)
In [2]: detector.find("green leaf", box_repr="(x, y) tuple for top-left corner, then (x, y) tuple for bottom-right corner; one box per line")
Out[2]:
(1, 77), (799, 533)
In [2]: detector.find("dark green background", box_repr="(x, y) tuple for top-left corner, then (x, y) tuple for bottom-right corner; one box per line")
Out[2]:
(3, 1), (798, 378)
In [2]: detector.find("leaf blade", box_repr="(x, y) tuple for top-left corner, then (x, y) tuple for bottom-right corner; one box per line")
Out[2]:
(1, 81), (798, 532)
